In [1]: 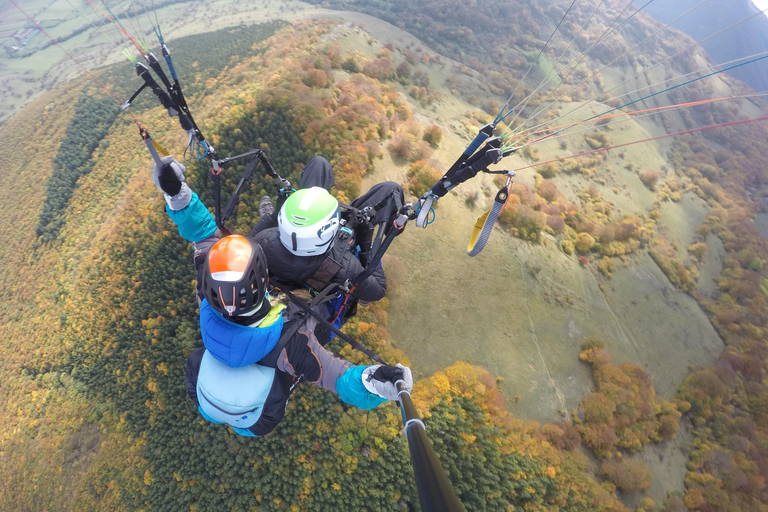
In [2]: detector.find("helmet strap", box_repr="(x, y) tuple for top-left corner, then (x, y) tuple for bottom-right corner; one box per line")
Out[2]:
(226, 296), (272, 326)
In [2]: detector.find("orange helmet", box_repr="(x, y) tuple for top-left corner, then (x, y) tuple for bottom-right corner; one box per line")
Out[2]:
(202, 235), (269, 318)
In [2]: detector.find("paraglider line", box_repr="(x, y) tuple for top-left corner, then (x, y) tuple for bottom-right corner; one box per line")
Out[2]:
(516, 53), (768, 151)
(495, 0), (579, 124)
(507, 93), (766, 143)
(510, 115), (768, 172)
(86, 0), (146, 55)
(9, 0), (146, 131)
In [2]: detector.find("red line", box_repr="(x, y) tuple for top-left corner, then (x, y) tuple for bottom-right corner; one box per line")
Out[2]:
(513, 96), (741, 141)
(512, 115), (768, 172)
(8, 0), (144, 129)
(84, 0), (145, 55)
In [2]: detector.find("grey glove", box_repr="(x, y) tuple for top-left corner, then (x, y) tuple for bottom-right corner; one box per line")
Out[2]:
(152, 156), (192, 211)
(361, 363), (413, 401)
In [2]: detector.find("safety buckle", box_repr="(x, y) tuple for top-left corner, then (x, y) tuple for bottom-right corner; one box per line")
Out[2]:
(394, 214), (408, 231)
(504, 170), (516, 187)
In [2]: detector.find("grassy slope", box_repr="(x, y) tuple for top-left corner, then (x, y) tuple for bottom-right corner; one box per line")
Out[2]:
(338, 15), (726, 423)
(337, 16), (730, 505)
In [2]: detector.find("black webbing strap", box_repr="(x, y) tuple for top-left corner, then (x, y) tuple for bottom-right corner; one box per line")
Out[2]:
(147, 52), (174, 93)
(135, 63), (177, 113)
(429, 139), (502, 199)
(352, 214), (407, 289)
(147, 53), (195, 133)
(258, 314), (302, 368)
(124, 82), (148, 109)
(443, 122), (496, 181)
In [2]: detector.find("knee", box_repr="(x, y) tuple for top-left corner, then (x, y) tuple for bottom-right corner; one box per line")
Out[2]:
(378, 181), (404, 199)
(305, 156), (332, 169)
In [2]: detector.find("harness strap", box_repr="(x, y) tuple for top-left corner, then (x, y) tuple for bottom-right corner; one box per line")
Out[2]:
(467, 176), (513, 257)
(143, 130), (169, 166)
(258, 312), (304, 368)
(135, 63), (177, 115)
(280, 289), (386, 365)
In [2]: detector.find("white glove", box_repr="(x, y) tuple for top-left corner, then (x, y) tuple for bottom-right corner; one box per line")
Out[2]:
(361, 363), (413, 401)
(152, 156), (192, 210)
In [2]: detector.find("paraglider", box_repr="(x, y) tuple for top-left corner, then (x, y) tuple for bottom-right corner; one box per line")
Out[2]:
(152, 155), (413, 436)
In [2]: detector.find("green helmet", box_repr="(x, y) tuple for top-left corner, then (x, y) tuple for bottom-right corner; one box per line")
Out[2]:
(277, 187), (340, 256)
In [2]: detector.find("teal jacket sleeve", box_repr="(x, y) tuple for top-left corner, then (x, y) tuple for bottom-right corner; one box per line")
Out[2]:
(166, 192), (218, 243)
(336, 365), (388, 410)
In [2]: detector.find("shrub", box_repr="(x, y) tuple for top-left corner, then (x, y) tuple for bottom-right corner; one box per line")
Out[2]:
(412, 140), (434, 161)
(465, 191), (479, 208)
(562, 240), (574, 254)
(362, 140), (383, 161)
(423, 125), (443, 146)
(303, 69), (330, 88)
(536, 180), (559, 202)
(508, 204), (546, 242)
(537, 163), (558, 178)
(582, 336), (607, 350)
(541, 422), (581, 451)
(395, 61), (412, 81)
(688, 242), (708, 259)
(581, 393), (616, 424)
(341, 56), (359, 73)
(546, 215), (566, 234)
(580, 346), (613, 366)
(585, 131), (611, 150)
(596, 225), (615, 244)
(649, 243), (696, 292)
(362, 57), (393, 81)
(598, 257), (614, 278)
(406, 159), (442, 197)
(388, 133), (414, 160)
(640, 170), (660, 190)
(575, 233), (596, 253)
(600, 459), (652, 493)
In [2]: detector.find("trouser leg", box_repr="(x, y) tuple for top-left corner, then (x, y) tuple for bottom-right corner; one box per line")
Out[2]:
(350, 182), (404, 223)
(349, 181), (404, 266)
(251, 156), (336, 236)
(299, 156), (335, 190)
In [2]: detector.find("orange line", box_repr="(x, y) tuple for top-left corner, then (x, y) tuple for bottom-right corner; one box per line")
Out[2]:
(513, 115), (768, 173)
(84, 0), (145, 55)
(507, 96), (743, 145)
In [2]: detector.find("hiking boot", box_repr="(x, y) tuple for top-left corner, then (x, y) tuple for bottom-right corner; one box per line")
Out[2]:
(259, 196), (274, 218)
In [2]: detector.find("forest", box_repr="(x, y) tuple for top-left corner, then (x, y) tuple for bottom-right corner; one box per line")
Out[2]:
(1, 0), (768, 511)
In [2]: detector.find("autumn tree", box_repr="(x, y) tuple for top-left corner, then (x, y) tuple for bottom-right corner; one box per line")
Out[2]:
(600, 459), (652, 493)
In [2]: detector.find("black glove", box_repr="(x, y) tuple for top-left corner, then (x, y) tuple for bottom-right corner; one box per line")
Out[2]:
(361, 363), (413, 400)
(159, 162), (183, 196)
(372, 365), (404, 383)
(151, 156), (191, 210)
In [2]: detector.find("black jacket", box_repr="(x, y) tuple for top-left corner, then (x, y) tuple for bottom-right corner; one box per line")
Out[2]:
(251, 227), (387, 302)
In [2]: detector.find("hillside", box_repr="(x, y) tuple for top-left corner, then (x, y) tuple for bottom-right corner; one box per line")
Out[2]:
(644, 0), (768, 92)
(1, 1), (768, 511)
